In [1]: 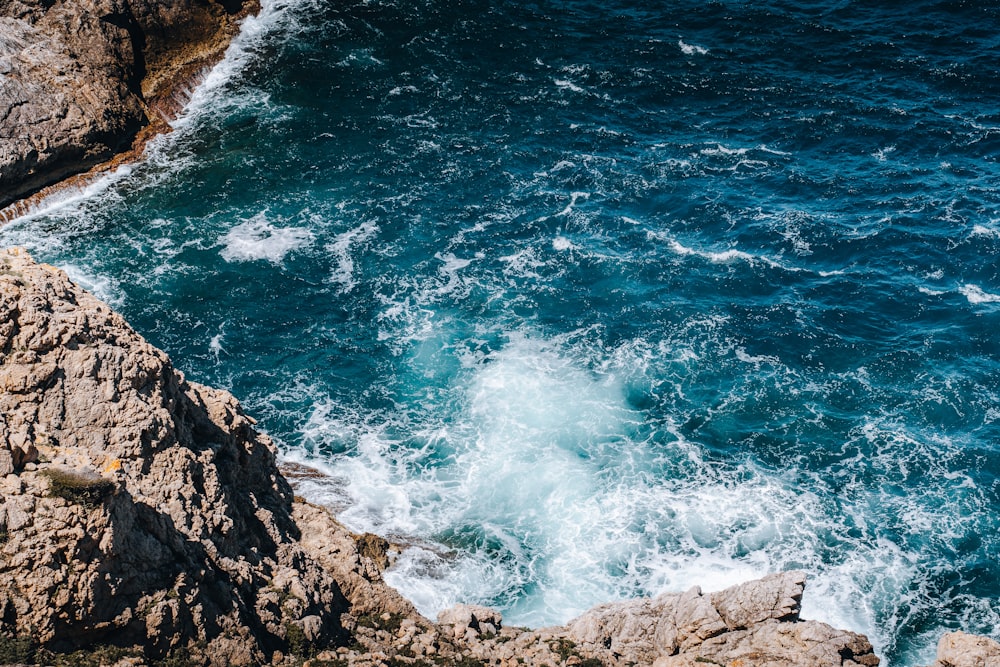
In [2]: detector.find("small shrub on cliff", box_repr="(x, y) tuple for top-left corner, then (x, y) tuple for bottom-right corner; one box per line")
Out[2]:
(355, 611), (405, 633)
(41, 468), (116, 507)
(450, 658), (487, 667)
(285, 621), (310, 658)
(153, 645), (198, 667)
(355, 532), (391, 570)
(37, 644), (140, 666)
(549, 638), (577, 660)
(0, 634), (35, 663)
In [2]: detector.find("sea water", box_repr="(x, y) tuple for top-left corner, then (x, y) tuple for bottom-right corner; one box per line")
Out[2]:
(3, 1), (1000, 664)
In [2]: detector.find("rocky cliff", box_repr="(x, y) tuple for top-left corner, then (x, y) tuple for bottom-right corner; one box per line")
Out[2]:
(0, 0), (256, 210)
(0, 245), (994, 666)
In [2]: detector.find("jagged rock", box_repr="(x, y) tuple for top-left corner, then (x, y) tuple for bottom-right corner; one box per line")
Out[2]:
(566, 571), (878, 666)
(292, 500), (420, 622)
(0, 247), (349, 665)
(438, 604), (503, 641)
(929, 631), (1000, 667)
(0, 0), (257, 209)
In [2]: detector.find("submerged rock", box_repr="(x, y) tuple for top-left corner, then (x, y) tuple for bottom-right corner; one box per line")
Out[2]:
(0, 245), (991, 665)
(0, 0), (256, 210)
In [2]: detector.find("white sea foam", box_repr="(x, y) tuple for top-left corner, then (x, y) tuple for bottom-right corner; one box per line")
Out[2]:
(970, 223), (1000, 239)
(649, 231), (810, 272)
(209, 323), (227, 360)
(328, 220), (379, 292)
(665, 236), (761, 264)
(337, 48), (384, 68)
(402, 114), (439, 129)
(498, 247), (546, 280)
(169, 0), (300, 127)
(219, 212), (314, 263)
(556, 191), (590, 217)
(959, 284), (1000, 304)
(60, 264), (124, 307)
(700, 144), (749, 156)
(388, 85), (420, 96)
(552, 235), (575, 251)
(872, 145), (896, 161)
(678, 39), (709, 56)
(554, 79), (585, 93)
(384, 546), (518, 617)
(734, 347), (780, 366)
(2, 165), (132, 224)
(433, 252), (477, 297)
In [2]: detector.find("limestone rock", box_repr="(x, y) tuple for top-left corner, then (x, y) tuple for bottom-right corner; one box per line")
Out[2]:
(0, 0), (257, 209)
(930, 631), (1000, 667)
(566, 571), (878, 667)
(0, 247), (349, 664)
(438, 604), (503, 641)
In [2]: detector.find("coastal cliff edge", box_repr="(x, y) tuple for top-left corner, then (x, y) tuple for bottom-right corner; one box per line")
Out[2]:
(0, 0), (258, 212)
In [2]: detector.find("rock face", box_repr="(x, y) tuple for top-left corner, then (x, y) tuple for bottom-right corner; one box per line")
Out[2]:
(0, 0), (256, 210)
(0, 244), (992, 666)
(928, 631), (1000, 667)
(565, 571), (879, 667)
(0, 247), (350, 664)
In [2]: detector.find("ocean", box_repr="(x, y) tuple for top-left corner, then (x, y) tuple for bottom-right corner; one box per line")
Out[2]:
(4, 0), (1000, 663)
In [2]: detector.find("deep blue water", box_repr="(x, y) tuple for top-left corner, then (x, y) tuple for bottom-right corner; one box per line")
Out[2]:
(4, 1), (1000, 663)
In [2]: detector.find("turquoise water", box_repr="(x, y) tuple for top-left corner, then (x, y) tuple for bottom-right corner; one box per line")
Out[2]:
(4, 1), (1000, 663)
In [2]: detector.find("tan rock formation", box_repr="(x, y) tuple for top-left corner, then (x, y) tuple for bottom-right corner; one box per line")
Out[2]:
(0, 0), (257, 210)
(0, 247), (348, 664)
(928, 631), (1000, 667)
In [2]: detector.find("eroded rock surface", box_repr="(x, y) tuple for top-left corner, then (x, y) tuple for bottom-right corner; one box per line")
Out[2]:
(928, 631), (1000, 667)
(0, 247), (348, 664)
(0, 0), (256, 209)
(563, 571), (878, 667)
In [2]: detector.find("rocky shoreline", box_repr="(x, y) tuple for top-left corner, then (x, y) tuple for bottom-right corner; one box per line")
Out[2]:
(0, 0), (258, 215)
(1, 247), (997, 666)
(1, 2), (999, 665)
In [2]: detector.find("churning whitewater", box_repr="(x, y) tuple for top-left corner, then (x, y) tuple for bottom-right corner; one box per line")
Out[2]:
(4, 1), (1000, 664)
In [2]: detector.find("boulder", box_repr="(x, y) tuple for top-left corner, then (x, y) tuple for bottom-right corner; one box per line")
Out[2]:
(566, 571), (879, 667)
(929, 631), (1000, 667)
